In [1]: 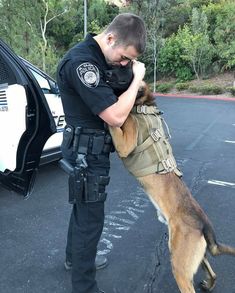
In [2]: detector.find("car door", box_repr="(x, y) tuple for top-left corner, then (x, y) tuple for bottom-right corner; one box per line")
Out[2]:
(23, 61), (65, 163)
(0, 39), (56, 196)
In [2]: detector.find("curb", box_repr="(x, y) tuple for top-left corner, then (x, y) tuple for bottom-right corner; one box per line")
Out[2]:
(154, 92), (235, 102)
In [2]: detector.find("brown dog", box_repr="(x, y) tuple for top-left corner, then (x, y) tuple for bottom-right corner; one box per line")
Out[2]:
(109, 83), (235, 293)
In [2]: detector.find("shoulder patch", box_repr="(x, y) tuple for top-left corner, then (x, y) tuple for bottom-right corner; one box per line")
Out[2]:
(76, 62), (100, 88)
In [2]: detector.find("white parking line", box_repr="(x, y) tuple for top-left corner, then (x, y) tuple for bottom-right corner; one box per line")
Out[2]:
(225, 140), (235, 144)
(208, 179), (235, 187)
(98, 187), (150, 255)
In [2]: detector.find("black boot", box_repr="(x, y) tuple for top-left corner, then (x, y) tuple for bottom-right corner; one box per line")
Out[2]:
(64, 255), (108, 271)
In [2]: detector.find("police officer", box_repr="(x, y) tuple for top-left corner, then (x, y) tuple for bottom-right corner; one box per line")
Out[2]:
(57, 13), (146, 293)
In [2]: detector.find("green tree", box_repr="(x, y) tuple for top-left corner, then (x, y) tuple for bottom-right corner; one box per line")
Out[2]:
(142, 0), (169, 89)
(0, 0), (41, 56)
(213, 1), (235, 70)
(0, 0), (68, 76)
(126, 0), (172, 87)
(89, 0), (112, 28)
(157, 33), (193, 81)
(47, 0), (119, 52)
(178, 8), (214, 79)
(38, 0), (67, 72)
(46, 0), (78, 51)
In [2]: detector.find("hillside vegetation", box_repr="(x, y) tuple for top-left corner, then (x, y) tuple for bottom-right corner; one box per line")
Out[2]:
(155, 72), (235, 97)
(0, 0), (234, 89)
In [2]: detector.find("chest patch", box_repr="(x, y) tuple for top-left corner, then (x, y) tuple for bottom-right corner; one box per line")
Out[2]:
(76, 62), (100, 88)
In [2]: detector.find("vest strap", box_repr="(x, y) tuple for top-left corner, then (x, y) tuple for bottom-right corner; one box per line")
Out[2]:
(132, 128), (163, 154)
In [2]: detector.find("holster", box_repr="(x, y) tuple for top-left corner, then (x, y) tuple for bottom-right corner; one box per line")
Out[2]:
(84, 175), (110, 203)
(68, 165), (86, 204)
(60, 157), (110, 204)
(68, 153), (88, 204)
(69, 173), (110, 204)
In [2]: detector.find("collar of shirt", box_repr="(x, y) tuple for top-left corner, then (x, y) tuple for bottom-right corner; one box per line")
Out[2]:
(84, 33), (109, 68)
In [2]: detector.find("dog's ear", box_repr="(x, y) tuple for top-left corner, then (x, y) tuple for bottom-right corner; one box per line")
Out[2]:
(136, 87), (145, 100)
(144, 84), (155, 105)
(135, 82), (156, 106)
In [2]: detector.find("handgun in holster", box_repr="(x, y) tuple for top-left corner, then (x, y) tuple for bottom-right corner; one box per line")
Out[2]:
(59, 157), (86, 204)
(59, 126), (88, 204)
(68, 153), (88, 204)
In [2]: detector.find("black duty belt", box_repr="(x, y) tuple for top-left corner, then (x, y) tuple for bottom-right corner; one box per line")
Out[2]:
(63, 125), (114, 155)
(81, 128), (106, 135)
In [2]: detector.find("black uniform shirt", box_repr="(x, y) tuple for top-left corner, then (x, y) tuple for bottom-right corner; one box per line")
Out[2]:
(57, 34), (118, 129)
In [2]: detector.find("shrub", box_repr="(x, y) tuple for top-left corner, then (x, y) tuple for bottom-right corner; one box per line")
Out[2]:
(188, 84), (224, 95)
(188, 84), (226, 95)
(176, 66), (194, 82)
(200, 84), (224, 95)
(188, 85), (199, 93)
(176, 82), (190, 91)
(231, 88), (235, 96)
(156, 83), (174, 93)
(226, 87), (235, 96)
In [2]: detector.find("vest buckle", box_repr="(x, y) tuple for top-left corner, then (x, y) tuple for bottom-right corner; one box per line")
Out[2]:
(150, 128), (162, 141)
(161, 158), (175, 172)
(136, 105), (148, 114)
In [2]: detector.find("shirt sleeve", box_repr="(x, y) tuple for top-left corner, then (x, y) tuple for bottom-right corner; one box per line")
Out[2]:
(69, 60), (118, 115)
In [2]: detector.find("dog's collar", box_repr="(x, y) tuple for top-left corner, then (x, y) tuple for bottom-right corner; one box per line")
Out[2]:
(131, 105), (162, 115)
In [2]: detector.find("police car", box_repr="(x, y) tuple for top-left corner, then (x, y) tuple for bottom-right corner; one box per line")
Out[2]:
(0, 39), (65, 196)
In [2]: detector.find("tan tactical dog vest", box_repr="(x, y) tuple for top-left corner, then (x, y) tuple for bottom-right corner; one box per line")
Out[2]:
(122, 105), (182, 178)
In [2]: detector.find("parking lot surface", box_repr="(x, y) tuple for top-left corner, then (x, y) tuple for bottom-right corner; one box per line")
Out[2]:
(1, 96), (235, 293)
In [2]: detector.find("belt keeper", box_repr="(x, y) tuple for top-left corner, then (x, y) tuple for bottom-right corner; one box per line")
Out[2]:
(77, 134), (90, 154)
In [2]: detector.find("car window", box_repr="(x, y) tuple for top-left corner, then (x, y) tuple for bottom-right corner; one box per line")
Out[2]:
(29, 68), (51, 94)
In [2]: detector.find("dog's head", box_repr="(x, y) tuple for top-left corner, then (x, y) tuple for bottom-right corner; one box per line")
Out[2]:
(135, 81), (156, 106)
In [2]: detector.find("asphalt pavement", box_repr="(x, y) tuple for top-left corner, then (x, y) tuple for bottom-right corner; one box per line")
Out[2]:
(1, 95), (235, 293)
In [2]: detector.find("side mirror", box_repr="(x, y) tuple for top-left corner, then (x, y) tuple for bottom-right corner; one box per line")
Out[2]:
(49, 80), (60, 95)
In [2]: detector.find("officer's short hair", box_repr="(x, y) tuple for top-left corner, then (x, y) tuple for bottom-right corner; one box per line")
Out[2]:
(105, 13), (146, 54)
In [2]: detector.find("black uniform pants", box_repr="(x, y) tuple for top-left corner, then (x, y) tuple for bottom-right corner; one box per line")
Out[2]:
(62, 145), (110, 293)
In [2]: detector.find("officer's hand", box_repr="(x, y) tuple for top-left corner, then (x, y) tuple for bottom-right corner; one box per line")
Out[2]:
(132, 60), (146, 82)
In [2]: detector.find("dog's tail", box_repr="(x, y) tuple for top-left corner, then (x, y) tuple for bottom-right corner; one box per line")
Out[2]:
(203, 223), (235, 256)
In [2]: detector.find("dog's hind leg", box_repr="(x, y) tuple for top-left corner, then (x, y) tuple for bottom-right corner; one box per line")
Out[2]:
(172, 270), (196, 293)
(169, 226), (207, 293)
(200, 256), (216, 291)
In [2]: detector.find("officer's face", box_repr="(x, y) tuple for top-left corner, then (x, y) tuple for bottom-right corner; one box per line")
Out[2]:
(105, 42), (139, 67)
